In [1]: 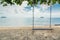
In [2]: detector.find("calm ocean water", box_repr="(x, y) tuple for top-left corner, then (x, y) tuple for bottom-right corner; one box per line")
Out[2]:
(0, 17), (60, 27)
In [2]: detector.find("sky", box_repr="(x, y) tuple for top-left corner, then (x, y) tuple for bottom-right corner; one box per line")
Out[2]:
(0, 1), (60, 18)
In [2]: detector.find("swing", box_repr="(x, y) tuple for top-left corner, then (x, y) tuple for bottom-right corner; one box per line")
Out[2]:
(32, 2), (53, 30)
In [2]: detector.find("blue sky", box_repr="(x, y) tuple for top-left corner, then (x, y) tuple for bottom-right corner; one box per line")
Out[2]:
(0, 1), (60, 18)
(51, 4), (60, 18)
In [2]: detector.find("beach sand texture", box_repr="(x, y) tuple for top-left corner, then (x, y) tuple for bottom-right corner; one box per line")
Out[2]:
(0, 26), (60, 40)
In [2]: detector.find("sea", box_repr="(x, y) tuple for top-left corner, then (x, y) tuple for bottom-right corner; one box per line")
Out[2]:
(0, 17), (60, 27)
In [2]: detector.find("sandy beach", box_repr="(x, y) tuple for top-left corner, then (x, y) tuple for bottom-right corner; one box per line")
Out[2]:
(0, 26), (60, 40)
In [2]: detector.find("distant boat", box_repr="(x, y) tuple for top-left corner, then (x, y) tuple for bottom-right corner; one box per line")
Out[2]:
(1, 16), (6, 18)
(55, 24), (60, 26)
(40, 17), (44, 18)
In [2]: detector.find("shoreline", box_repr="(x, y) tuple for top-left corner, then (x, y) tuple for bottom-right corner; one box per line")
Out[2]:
(0, 25), (60, 30)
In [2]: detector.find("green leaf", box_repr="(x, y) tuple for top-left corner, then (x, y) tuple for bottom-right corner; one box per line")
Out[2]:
(3, 3), (7, 6)
(28, 0), (33, 6)
(0, 0), (60, 6)
(52, 0), (57, 5)
(57, 0), (60, 4)
(47, 0), (51, 5)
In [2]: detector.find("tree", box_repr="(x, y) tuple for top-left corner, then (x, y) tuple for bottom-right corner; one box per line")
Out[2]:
(0, 0), (60, 6)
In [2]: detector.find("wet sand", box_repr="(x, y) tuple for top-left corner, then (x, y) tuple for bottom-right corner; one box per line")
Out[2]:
(0, 26), (60, 40)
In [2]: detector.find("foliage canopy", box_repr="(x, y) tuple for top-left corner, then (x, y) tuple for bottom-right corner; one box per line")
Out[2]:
(0, 0), (60, 6)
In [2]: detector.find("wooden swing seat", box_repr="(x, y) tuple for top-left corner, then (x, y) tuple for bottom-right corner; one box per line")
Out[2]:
(32, 28), (53, 30)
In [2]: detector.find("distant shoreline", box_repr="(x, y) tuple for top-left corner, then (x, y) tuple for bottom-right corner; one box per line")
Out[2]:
(0, 25), (60, 30)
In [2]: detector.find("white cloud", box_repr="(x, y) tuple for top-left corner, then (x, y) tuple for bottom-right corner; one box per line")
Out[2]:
(40, 4), (50, 11)
(21, 1), (28, 8)
(0, 1), (60, 18)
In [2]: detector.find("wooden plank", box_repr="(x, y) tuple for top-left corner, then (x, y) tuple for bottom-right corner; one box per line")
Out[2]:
(32, 28), (53, 30)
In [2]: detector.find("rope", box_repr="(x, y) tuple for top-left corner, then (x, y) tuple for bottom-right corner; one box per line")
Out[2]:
(32, 1), (34, 30)
(50, 2), (52, 28)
